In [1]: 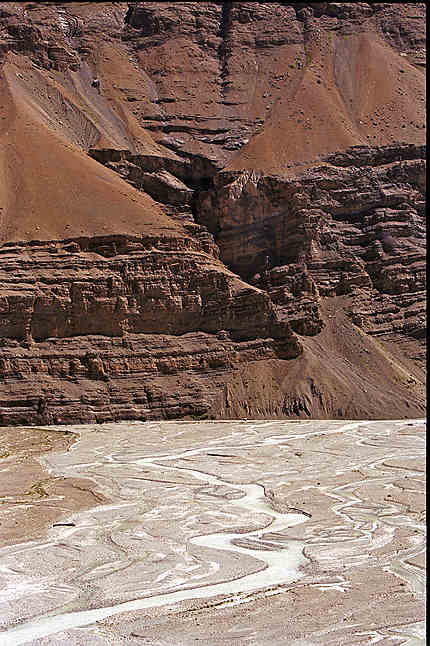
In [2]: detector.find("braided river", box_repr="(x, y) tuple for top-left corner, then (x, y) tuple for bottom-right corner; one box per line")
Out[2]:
(0, 419), (426, 645)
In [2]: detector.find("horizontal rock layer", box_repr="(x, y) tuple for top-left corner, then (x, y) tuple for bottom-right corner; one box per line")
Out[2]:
(0, 315), (425, 425)
(0, 234), (300, 345)
(0, 3), (426, 424)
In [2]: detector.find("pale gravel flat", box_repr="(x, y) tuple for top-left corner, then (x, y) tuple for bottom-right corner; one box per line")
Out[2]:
(0, 419), (426, 645)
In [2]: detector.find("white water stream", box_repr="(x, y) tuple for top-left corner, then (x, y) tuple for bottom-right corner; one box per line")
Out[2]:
(0, 419), (426, 645)
(1, 435), (308, 645)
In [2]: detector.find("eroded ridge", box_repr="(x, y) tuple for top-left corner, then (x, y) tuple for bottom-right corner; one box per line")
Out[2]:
(0, 419), (426, 645)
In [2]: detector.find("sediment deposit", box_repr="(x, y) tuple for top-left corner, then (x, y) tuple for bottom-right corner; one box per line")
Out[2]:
(0, 419), (426, 644)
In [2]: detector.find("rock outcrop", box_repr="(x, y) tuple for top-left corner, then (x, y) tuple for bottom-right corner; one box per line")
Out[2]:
(0, 3), (426, 424)
(196, 144), (426, 349)
(0, 233), (300, 346)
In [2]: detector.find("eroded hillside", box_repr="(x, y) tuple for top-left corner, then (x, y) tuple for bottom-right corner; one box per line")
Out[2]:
(0, 2), (426, 424)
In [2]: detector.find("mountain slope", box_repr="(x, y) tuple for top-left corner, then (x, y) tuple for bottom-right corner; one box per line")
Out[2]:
(0, 2), (426, 424)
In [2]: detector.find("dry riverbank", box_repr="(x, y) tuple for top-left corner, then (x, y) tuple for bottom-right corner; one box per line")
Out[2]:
(0, 427), (106, 547)
(0, 419), (426, 645)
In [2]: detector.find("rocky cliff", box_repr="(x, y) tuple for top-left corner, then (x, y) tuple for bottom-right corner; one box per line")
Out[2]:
(0, 2), (426, 424)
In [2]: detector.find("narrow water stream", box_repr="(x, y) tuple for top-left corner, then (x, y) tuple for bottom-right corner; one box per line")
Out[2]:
(1, 442), (308, 645)
(0, 419), (426, 645)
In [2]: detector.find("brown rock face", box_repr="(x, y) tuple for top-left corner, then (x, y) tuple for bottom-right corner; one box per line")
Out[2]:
(0, 234), (299, 344)
(122, 2), (426, 168)
(0, 3), (426, 424)
(196, 143), (426, 346)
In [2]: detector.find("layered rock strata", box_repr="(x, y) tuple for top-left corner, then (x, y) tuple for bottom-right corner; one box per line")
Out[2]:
(0, 2), (426, 423)
(196, 144), (426, 352)
(90, 143), (426, 360)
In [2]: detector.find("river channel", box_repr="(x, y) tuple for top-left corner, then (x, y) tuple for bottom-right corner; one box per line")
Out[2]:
(0, 419), (426, 645)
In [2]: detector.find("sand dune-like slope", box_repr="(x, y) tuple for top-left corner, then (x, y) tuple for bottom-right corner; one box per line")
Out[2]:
(116, 2), (425, 171)
(0, 2), (425, 234)
(229, 30), (426, 172)
(0, 56), (181, 242)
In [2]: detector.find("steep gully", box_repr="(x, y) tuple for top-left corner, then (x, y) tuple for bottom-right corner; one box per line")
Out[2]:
(0, 419), (425, 644)
(88, 141), (426, 351)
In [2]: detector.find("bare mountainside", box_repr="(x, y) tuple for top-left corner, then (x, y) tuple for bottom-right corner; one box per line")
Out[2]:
(0, 2), (426, 424)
